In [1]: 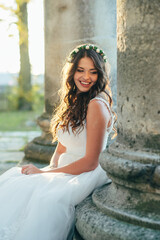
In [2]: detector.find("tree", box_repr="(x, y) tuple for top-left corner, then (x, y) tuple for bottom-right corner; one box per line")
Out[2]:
(16, 0), (32, 110)
(0, 0), (32, 110)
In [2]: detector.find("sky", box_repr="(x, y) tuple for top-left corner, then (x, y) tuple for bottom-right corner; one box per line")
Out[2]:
(0, 0), (44, 75)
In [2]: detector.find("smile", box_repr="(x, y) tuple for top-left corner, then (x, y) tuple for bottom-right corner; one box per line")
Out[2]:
(80, 81), (91, 86)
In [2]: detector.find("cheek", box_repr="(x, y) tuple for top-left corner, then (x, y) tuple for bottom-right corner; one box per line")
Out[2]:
(92, 75), (98, 83)
(74, 73), (79, 81)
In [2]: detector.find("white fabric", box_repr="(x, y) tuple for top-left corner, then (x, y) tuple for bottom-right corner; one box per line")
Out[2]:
(0, 98), (113, 240)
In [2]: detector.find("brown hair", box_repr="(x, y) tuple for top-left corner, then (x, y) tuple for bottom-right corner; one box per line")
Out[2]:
(50, 44), (113, 142)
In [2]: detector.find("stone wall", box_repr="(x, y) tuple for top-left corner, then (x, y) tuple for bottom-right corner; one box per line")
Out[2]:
(44, 0), (117, 114)
(75, 1), (160, 239)
(117, 0), (160, 149)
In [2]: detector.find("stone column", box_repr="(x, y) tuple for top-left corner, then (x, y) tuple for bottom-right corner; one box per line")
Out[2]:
(24, 0), (117, 163)
(75, 0), (160, 239)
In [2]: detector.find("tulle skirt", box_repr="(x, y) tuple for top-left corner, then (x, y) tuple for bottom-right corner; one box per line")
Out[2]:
(0, 164), (108, 240)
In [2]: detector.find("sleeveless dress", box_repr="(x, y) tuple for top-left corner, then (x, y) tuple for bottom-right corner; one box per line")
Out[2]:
(0, 97), (113, 240)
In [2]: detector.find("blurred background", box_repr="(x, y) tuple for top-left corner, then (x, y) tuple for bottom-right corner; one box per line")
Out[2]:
(0, 0), (45, 173)
(0, 0), (117, 174)
(0, 0), (44, 117)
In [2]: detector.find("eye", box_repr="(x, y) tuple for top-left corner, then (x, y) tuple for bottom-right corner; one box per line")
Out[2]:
(77, 69), (84, 72)
(90, 71), (98, 75)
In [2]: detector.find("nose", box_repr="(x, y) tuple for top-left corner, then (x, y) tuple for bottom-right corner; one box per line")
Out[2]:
(84, 71), (90, 80)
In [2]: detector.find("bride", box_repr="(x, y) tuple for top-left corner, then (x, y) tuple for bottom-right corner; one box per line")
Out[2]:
(0, 44), (115, 240)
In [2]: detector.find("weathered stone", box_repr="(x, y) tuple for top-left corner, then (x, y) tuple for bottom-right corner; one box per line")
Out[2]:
(24, 110), (54, 162)
(108, 142), (160, 164)
(117, 0), (160, 150)
(33, 136), (54, 146)
(75, 197), (160, 240)
(100, 149), (159, 193)
(152, 166), (160, 187)
(75, 0), (160, 239)
(92, 184), (160, 230)
(24, 141), (56, 163)
(73, 229), (84, 240)
(37, 112), (51, 133)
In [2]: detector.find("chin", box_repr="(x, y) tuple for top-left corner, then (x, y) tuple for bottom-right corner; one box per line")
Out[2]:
(77, 88), (90, 93)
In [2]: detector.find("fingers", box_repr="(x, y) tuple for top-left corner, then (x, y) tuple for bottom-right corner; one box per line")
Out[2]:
(21, 166), (27, 174)
(25, 169), (32, 175)
(21, 164), (42, 175)
(21, 165), (28, 174)
(21, 164), (34, 175)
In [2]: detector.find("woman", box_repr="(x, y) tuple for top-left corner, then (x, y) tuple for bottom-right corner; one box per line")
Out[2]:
(0, 44), (114, 240)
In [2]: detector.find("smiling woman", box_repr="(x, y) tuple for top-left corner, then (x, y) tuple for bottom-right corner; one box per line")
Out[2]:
(51, 44), (113, 141)
(0, 43), (115, 240)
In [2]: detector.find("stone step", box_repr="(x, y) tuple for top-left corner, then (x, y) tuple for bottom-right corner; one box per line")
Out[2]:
(76, 197), (160, 240)
(92, 184), (160, 230)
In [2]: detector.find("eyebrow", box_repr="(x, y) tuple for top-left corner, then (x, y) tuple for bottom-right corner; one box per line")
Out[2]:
(78, 66), (97, 71)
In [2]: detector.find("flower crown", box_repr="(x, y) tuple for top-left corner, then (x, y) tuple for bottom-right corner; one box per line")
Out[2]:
(68, 44), (107, 63)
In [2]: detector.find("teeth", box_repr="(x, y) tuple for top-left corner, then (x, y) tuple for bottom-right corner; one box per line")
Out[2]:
(81, 81), (90, 85)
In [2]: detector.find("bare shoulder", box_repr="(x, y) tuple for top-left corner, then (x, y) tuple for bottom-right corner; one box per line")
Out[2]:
(88, 98), (106, 114)
(88, 97), (111, 117)
(87, 98), (111, 126)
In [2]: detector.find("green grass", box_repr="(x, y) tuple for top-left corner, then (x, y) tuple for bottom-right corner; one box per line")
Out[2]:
(0, 110), (42, 131)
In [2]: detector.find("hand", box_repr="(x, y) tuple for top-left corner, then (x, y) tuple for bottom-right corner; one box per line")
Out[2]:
(21, 164), (43, 175)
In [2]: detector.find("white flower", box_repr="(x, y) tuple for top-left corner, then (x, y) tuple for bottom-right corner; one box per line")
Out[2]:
(96, 48), (100, 53)
(68, 57), (72, 62)
(85, 45), (89, 50)
(75, 48), (79, 53)
(103, 56), (107, 60)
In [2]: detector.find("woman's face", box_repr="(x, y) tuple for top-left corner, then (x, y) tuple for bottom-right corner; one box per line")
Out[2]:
(74, 57), (98, 93)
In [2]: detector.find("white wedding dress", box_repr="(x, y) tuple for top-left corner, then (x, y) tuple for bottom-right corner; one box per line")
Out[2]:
(0, 98), (113, 240)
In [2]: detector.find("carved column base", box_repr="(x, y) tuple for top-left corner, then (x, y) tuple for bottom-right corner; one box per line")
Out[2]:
(75, 144), (160, 240)
(24, 112), (56, 163)
(75, 187), (160, 240)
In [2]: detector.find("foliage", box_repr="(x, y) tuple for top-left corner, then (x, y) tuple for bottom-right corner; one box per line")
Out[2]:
(7, 84), (44, 111)
(15, 0), (30, 46)
(0, 0), (30, 45)
(0, 0), (33, 111)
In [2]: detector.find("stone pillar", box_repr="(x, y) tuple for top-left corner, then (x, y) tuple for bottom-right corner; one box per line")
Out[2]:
(75, 0), (160, 239)
(24, 0), (117, 163)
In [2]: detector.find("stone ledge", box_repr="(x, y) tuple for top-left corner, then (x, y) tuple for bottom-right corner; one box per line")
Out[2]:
(24, 141), (55, 163)
(92, 183), (160, 230)
(73, 229), (84, 240)
(108, 142), (160, 164)
(100, 150), (160, 192)
(75, 197), (160, 240)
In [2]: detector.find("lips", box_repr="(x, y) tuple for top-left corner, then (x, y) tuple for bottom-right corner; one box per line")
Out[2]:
(79, 81), (91, 87)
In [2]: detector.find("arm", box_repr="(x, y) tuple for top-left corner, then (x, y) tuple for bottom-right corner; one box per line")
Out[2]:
(45, 99), (111, 175)
(22, 100), (111, 175)
(21, 140), (66, 174)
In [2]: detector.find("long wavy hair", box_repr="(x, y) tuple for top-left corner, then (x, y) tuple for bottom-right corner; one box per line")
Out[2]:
(50, 44), (114, 142)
